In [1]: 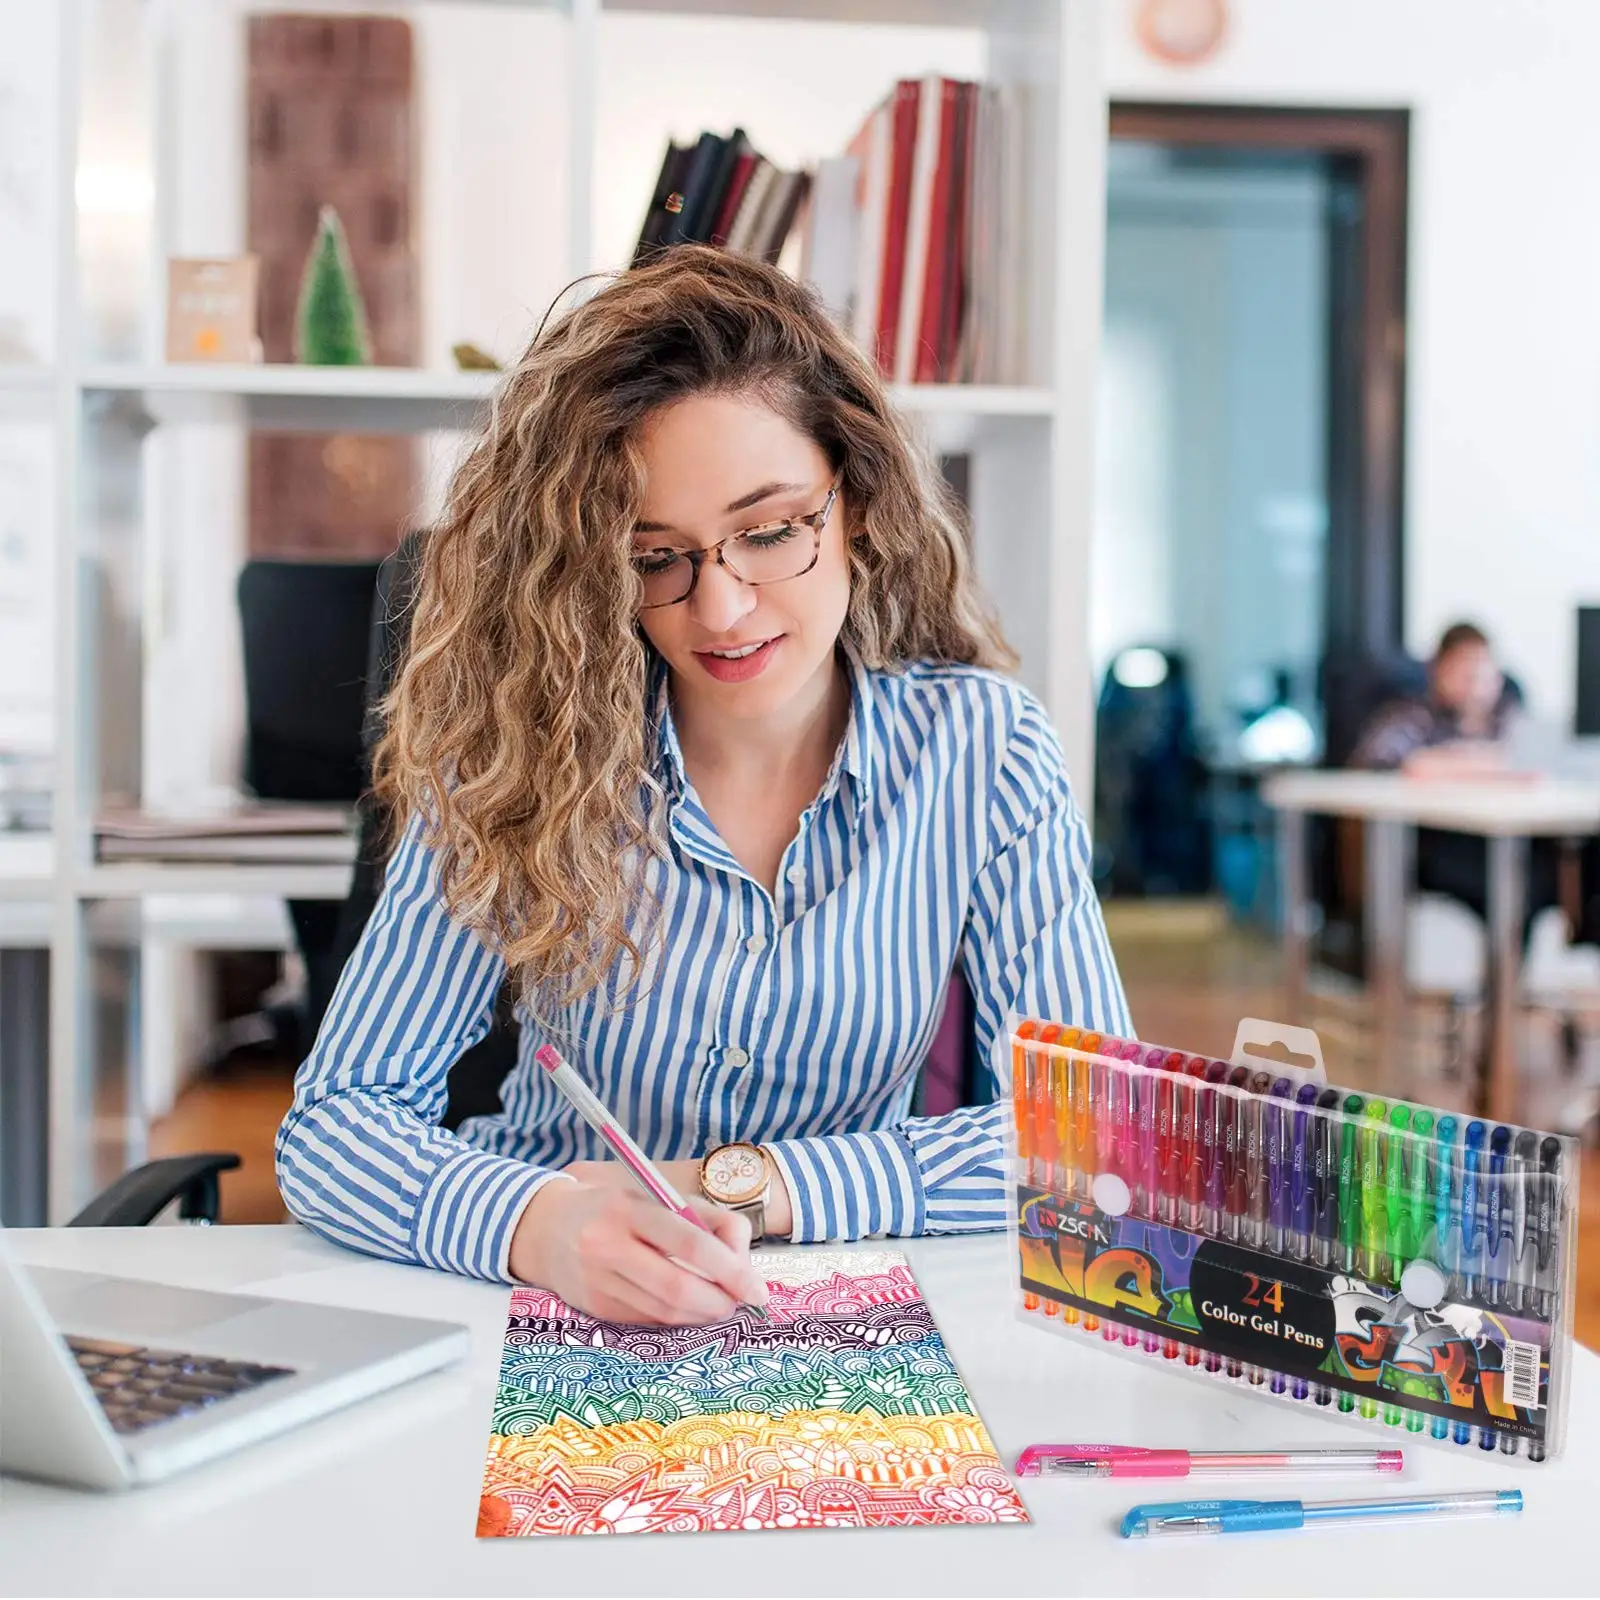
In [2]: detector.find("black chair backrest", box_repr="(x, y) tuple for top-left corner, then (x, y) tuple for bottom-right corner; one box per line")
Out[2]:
(237, 560), (382, 803)
(1321, 649), (1428, 770)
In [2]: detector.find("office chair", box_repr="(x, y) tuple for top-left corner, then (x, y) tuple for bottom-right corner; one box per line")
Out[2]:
(235, 560), (382, 1060)
(1092, 646), (1210, 898)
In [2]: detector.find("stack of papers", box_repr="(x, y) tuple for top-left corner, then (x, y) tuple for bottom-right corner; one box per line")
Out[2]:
(95, 801), (357, 863)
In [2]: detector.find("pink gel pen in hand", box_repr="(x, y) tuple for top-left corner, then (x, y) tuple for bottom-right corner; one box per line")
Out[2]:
(533, 1044), (768, 1319)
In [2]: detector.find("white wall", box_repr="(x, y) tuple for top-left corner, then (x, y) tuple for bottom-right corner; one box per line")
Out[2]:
(0, 1), (59, 755)
(1106, 0), (1600, 726)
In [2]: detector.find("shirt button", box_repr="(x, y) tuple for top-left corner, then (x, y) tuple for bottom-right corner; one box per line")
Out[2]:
(786, 866), (805, 884)
(745, 934), (767, 954)
(725, 1047), (749, 1068)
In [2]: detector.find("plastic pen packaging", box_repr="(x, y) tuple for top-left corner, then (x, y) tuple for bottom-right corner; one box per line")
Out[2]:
(1002, 1014), (1579, 1466)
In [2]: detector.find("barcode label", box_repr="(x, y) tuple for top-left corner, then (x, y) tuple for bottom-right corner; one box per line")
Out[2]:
(1504, 1338), (1543, 1410)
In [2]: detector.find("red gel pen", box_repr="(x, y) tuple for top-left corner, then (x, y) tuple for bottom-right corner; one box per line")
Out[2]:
(1177, 1056), (1210, 1366)
(1033, 1023), (1063, 1318)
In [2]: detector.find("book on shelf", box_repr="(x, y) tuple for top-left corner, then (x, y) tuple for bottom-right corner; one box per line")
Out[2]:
(94, 799), (356, 864)
(633, 129), (811, 268)
(804, 75), (1030, 387)
(630, 77), (1030, 387)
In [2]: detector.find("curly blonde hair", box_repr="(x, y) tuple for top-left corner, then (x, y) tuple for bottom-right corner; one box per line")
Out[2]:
(375, 244), (1015, 1007)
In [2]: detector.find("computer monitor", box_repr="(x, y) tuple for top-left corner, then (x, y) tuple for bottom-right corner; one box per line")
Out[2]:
(1578, 607), (1600, 737)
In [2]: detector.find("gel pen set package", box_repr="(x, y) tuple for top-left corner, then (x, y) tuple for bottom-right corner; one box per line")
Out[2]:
(1003, 1017), (1578, 1463)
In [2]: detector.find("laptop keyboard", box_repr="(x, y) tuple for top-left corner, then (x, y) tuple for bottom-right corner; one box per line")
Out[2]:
(66, 1335), (296, 1435)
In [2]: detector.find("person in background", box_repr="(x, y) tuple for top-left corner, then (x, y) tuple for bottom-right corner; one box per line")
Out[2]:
(1350, 620), (1579, 945)
(1350, 621), (1520, 776)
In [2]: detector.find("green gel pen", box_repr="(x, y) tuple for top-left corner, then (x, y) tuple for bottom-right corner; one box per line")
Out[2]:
(1379, 1105), (1411, 1426)
(1361, 1100), (1388, 1285)
(1338, 1096), (1364, 1273)
(1407, 1108), (1435, 1269)
(1337, 1096), (1363, 1415)
(1386, 1106), (1410, 1277)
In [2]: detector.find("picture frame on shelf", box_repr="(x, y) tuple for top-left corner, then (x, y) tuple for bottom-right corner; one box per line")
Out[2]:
(164, 256), (263, 364)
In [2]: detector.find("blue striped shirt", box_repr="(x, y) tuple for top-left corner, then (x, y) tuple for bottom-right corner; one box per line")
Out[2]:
(276, 652), (1131, 1281)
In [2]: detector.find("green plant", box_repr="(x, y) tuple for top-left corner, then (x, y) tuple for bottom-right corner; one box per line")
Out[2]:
(294, 204), (371, 365)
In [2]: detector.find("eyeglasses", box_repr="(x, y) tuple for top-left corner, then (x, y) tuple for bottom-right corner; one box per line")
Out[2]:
(632, 474), (843, 610)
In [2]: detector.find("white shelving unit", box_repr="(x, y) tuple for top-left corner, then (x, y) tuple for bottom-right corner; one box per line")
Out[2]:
(21, 0), (1108, 1223)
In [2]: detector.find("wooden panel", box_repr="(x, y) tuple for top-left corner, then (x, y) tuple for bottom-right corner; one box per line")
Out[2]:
(246, 14), (420, 561)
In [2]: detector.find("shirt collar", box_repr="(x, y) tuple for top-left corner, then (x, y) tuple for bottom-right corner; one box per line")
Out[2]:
(648, 642), (878, 810)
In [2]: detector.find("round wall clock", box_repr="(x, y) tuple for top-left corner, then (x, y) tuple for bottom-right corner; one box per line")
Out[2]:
(1136, 0), (1229, 67)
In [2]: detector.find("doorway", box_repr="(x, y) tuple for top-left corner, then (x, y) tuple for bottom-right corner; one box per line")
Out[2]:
(1091, 105), (1408, 932)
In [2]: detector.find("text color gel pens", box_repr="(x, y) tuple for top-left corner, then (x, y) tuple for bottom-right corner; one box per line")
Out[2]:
(1120, 1490), (1522, 1539)
(1017, 1446), (1402, 1479)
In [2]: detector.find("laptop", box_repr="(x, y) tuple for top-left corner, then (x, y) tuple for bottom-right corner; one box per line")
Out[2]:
(1503, 715), (1600, 781)
(0, 1230), (471, 1491)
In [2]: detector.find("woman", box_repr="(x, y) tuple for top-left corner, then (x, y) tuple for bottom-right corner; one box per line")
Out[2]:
(277, 245), (1130, 1326)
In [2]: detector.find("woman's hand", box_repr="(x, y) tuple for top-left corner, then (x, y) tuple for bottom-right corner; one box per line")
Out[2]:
(507, 1169), (767, 1326)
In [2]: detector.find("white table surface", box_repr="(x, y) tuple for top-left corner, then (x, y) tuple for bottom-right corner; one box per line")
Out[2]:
(1, 1226), (1592, 1598)
(1261, 769), (1600, 836)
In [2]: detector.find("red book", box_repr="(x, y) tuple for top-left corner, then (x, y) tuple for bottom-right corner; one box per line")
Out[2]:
(914, 78), (962, 383)
(936, 81), (977, 380)
(875, 79), (921, 377)
(710, 149), (758, 247)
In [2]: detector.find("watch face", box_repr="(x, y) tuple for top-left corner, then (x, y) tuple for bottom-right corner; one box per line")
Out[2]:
(704, 1144), (767, 1205)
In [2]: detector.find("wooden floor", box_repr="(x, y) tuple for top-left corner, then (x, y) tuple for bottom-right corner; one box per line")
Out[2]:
(150, 902), (1600, 1346)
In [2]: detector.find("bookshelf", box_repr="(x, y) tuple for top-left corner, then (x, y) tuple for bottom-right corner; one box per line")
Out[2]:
(17, 0), (1108, 1223)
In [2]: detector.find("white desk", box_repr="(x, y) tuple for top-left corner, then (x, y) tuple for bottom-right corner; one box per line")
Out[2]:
(2, 1226), (1593, 1597)
(1262, 770), (1600, 1120)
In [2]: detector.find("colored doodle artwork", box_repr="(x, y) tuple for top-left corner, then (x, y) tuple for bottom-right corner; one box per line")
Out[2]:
(476, 1250), (1029, 1538)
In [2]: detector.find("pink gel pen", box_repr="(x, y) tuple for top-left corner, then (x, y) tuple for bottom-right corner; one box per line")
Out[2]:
(1015, 1445), (1405, 1479)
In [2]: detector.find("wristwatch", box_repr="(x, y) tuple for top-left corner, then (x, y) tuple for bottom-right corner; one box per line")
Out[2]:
(698, 1142), (773, 1244)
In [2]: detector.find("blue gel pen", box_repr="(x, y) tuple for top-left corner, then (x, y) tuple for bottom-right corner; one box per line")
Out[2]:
(1485, 1125), (1512, 1309)
(1434, 1115), (1458, 1282)
(1120, 1490), (1522, 1538)
(1462, 1121), (1486, 1301)
(1510, 1130), (1538, 1315)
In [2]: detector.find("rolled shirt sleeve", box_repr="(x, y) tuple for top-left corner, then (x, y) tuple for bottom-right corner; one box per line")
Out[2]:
(275, 813), (565, 1282)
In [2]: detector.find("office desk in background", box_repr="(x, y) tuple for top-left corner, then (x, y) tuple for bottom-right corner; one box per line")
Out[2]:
(2, 1227), (1594, 1598)
(1263, 770), (1600, 1121)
